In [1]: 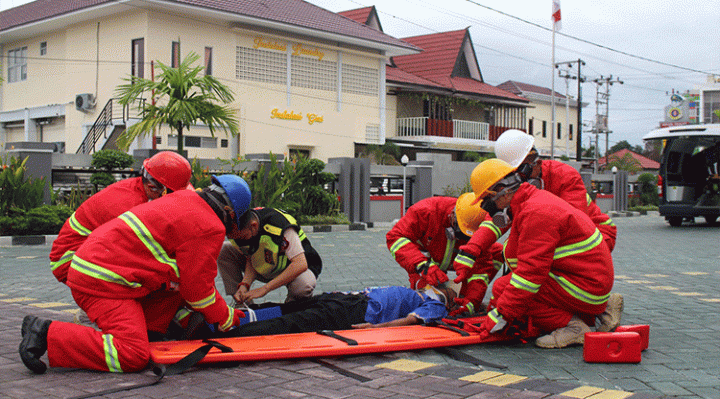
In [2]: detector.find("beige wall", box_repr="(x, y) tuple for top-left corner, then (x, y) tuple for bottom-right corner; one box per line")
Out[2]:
(2, 8), (388, 161)
(526, 99), (579, 158)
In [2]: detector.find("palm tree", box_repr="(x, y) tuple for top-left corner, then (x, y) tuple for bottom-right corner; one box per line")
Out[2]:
(114, 52), (239, 153)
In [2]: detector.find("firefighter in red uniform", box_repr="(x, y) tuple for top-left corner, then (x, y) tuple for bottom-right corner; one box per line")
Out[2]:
(457, 130), (622, 331)
(471, 159), (614, 348)
(19, 174), (251, 374)
(49, 151), (192, 284)
(386, 193), (503, 315)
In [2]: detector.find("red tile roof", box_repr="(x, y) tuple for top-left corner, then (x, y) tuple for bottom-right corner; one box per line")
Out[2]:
(338, 6), (374, 25)
(0, 0), (416, 52)
(386, 65), (447, 89)
(497, 80), (566, 99)
(599, 149), (660, 170)
(392, 29), (467, 80)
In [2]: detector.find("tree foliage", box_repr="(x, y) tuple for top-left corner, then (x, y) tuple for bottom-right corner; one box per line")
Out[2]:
(115, 52), (239, 153)
(606, 152), (642, 174)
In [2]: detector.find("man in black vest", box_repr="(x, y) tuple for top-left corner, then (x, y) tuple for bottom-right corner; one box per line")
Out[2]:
(217, 207), (322, 305)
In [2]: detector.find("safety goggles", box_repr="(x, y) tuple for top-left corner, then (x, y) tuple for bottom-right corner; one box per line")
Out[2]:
(142, 167), (170, 195)
(483, 173), (523, 202)
(517, 150), (539, 178)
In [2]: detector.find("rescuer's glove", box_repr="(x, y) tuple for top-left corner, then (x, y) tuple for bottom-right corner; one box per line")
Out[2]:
(453, 263), (472, 283)
(422, 264), (449, 286)
(448, 297), (475, 317)
(408, 273), (428, 290)
(483, 308), (508, 334)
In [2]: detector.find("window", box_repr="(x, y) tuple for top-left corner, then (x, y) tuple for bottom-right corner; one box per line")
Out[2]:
(204, 47), (212, 76)
(528, 118), (534, 136)
(557, 122), (562, 139)
(40, 42), (47, 56)
(569, 124), (574, 140)
(168, 135), (217, 148)
(291, 55), (336, 91)
(703, 90), (720, 123)
(289, 148), (311, 162)
(132, 38), (144, 79)
(342, 64), (379, 97)
(221, 139), (228, 148)
(171, 41), (180, 68)
(542, 121), (547, 138)
(7, 46), (27, 83)
(236, 46), (287, 85)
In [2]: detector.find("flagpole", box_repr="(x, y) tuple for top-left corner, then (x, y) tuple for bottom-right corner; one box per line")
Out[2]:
(551, 24), (556, 160)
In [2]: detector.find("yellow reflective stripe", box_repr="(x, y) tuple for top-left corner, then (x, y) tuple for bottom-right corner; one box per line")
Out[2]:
(493, 259), (504, 271)
(468, 273), (489, 285)
(68, 212), (92, 236)
(219, 306), (235, 331)
(505, 258), (518, 270)
(586, 193), (592, 206)
(600, 218), (615, 227)
(103, 334), (122, 373)
(488, 308), (503, 323)
(389, 237), (411, 258)
(174, 308), (192, 323)
(187, 292), (216, 310)
(50, 250), (75, 271)
(119, 212), (179, 278)
(71, 256), (141, 288)
(298, 229), (307, 241)
(510, 274), (541, 293)
(465, 302), (475, 313)
(553, 229), (603, 260)
(263, 224), (283, 235)
(480, 221), (501, 239)
(439, 238), (456, 271)
(454, 253), (474, 268)
(549, 272), (610, 305)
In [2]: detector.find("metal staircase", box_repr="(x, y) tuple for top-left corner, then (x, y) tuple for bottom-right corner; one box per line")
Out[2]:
(76, 98), (145, 154)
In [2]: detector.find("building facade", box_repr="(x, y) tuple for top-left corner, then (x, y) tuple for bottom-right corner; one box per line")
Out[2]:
(0, 0), (418, 161)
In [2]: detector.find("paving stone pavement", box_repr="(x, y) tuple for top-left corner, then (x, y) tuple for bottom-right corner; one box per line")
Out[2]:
(1, 212), (719, 398)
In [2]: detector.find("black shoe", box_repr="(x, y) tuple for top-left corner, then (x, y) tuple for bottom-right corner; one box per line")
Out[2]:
(19, 315), (52, 374)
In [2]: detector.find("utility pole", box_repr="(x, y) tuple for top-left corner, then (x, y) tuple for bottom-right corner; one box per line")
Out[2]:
(591, 75), (623, 172)
(556, 59), (586, 160)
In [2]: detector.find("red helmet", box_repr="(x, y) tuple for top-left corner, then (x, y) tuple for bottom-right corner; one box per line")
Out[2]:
(142, 151), (192, 192)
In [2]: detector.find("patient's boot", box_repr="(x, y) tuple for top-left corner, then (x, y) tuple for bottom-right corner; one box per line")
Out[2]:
(19, 315), (52, 374)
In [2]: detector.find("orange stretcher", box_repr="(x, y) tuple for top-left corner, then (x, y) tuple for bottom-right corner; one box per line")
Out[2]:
(149, 316), (516, 365)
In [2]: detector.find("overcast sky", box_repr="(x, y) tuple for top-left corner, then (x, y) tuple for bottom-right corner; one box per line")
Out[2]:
(2, 0), (718, 150)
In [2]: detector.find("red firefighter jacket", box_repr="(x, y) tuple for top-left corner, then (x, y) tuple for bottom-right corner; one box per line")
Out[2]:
(458, 159), (618, 261)
(66, 190), (235, 330)
(386, 197), (500, 312)
(497, 184), (614, 321)
(49, 177), (149, 283)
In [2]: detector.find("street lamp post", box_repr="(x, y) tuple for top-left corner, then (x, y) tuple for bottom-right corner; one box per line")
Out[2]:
(401, 154), (409, 216)
(611, 166), (618, 212)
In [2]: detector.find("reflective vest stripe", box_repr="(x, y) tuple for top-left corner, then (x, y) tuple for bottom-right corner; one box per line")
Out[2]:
(219, 307), (235, 331)
(50, 250), (75, 272)
(119, 212), (180, 278)
(465, 301), (475, 314)
(488, 308), (503, 323)
(103, 334), (122, 373)
(468, 273), (490, 286)
(586, 193), (592, 206)
(68, 212), (92, 236)
(480, 221), (501, 239)
(454, 253), (474, 269)
(493, 259), (504, 271)
(173, 308), (192, 324)
(298, 230), (307, 241)
(510, 273), (541, 294)
(389, 237), (411, 259)
(70, 256), (141, 288)
(553, 229), (603, 260)
(549, 272), (610, 305)
(600, 218), (615, 227)
(439, 238), (456, 271)
(187, 291), (216, 310)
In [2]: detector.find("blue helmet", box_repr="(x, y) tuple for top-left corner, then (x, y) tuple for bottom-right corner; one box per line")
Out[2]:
(211, 174), (251, 226)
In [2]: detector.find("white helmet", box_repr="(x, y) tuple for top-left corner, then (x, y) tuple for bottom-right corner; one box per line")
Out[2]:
(494, 129), (535, 168)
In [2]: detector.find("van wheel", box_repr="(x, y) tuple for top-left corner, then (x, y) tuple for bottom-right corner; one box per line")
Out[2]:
(668, 217), (683, 227)
(704, 215), (719, 226)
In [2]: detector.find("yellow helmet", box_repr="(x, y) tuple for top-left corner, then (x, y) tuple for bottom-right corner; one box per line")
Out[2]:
(470, 158), (516, 200)
(455, 192), (487, 236)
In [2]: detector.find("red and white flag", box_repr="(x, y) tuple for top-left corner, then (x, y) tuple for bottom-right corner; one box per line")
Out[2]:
(552, 0), (562, 30)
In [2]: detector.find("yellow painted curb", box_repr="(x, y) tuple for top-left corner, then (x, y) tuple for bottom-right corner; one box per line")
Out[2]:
(376, 359), (435, 372)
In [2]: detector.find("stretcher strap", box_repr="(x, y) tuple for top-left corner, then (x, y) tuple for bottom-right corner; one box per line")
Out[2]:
(68, 339), (233, 399)
(317, 330), (358, 346)
(426, 320), (470, 337)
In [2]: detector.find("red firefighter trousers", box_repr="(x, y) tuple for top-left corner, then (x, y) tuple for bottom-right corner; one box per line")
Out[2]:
(47, 290), (182, 372)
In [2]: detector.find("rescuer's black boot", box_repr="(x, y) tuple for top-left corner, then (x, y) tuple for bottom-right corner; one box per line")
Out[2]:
(19, 315), (52, 374)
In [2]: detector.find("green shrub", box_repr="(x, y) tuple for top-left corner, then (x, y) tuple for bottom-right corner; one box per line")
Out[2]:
(637, 173), (659, 206)
(90, 149), (135, 187)
(190, 157), (212, 189)
(0, 154), (46, 216)
(0, 205), (72, 236)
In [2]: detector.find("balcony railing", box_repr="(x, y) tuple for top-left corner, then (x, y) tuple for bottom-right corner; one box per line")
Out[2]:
(396, 117), (490, 140)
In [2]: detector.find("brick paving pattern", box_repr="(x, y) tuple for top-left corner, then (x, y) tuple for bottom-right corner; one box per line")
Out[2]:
(1, 212), (718, 398)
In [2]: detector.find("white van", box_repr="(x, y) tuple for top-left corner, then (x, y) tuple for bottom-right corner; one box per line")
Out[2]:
(643, 124), (720, 226)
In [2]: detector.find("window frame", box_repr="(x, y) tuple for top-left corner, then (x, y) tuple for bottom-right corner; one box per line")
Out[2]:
(7, 46), (28, 83)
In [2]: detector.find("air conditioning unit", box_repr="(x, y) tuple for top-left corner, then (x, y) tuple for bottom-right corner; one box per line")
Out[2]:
(75, 93), (96, 112)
